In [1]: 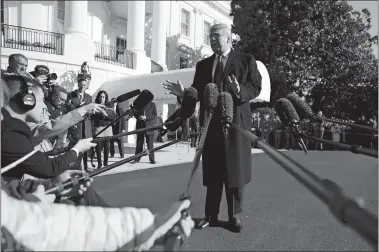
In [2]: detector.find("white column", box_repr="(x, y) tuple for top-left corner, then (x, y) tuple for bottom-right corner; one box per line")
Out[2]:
(126, 1), (150, 73)
(127, 1), (146, 54)
(64, 1), (88, 37)
(151, 1), (169, 71)
(63, 0), (93, 63)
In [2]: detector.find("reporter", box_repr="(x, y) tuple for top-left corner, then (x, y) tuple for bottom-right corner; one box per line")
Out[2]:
(1, 74), (95, 180)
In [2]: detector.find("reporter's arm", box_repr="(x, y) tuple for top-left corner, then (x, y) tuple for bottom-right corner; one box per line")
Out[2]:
(1, 190), (158, 251)
(28, 109), (84, 141)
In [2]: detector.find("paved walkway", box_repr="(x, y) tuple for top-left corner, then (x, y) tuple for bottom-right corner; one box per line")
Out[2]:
(93, 142), (266, 177)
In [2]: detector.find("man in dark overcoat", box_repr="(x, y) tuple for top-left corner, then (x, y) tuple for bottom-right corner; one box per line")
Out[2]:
(163, 23), (261, 232)
(66, 78), (93, 171)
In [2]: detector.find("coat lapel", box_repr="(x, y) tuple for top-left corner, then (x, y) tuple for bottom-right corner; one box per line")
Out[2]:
(222, 49), (239, 81)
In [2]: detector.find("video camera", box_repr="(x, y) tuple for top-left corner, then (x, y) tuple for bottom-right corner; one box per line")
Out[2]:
(45, 73), (58, 83)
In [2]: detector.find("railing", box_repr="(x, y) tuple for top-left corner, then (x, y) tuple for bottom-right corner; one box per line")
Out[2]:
(151, 60), (163, 73)
(1, 24), (64, 55)
(94, 42), (134, 69)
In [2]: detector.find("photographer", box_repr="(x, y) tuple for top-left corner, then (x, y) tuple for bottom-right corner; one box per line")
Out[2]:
(43, 86), (70, 149)
(29, 65), (58, 97)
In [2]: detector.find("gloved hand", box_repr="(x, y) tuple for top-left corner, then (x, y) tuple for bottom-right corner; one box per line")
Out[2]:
(137, 199), (194, 251)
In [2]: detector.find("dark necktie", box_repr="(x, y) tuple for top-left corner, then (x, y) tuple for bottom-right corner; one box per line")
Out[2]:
(214, 55), (224, 92)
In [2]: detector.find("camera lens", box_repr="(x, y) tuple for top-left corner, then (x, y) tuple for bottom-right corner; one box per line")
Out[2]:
(50, 73), (58, 80)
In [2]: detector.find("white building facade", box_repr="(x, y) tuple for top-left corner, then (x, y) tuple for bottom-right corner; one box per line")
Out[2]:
(1, 0), (232, 93)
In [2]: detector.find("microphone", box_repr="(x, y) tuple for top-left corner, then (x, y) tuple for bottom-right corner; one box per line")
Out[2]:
(285, 94), (318, 121)
(181, 83), (219, 197)
(274, 98), (308, 154)
(131, 89), (154, 111)
(286, 94), (378, 134)
(107, 89), (141, 106)
(158, 88), (198, 137)
(219, 92), (233, 138)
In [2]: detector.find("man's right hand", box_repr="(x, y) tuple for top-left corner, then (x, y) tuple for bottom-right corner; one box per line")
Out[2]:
(73, 137), (97, 153)
(163, 80), (185, 97)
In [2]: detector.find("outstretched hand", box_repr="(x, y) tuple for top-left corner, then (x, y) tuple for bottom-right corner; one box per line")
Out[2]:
(163, 80), (185, 97)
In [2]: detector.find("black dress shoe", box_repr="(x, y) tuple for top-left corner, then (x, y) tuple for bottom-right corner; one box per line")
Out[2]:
(196, 216), (218, 229)
(228, 217), (242, 233)
(150, 161), (156, 164)
(110, 154), (114, 158)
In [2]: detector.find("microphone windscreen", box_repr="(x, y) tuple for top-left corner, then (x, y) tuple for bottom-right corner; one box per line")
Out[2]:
(133, 89), (154, 110)
(117, 89), (141, 103)
(180, 87), (198, 119)
(219, 92), (233, 120)
(286, 94), (316, 120)
(274, 98), (300, 126)
(204, 83), (219, 110)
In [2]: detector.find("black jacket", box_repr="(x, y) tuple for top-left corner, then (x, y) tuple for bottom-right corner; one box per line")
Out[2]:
(1, 109), (78, 181)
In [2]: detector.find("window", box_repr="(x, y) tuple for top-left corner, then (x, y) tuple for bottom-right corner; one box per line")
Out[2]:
(181, 9), (190, 37)
(116, 37), (127, 59)
(180, 57), (189, 69)
(203, 21), (211, 46)
(57, 1), (65, 22)
(116, 37), (127, 49)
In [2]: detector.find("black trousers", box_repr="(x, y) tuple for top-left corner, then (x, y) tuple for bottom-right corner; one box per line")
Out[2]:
(135, 133), (154, 162)
(78, 151), (88, 170)
(96, 140), (110, 167)
(205, 174), (244, 219)
(110, 137), (124, 157)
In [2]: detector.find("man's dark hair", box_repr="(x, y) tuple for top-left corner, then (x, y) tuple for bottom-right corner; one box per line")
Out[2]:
(34, 65), (50, 74)
(8, 54), (28, 65)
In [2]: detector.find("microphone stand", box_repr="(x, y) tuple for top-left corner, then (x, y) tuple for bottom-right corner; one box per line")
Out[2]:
(222, 117), (378, 248)
(45, 134), (198, 195)
(322, 117), (378, 134)
(93, 108), (135, 138)
(296, 131), (378, 159)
